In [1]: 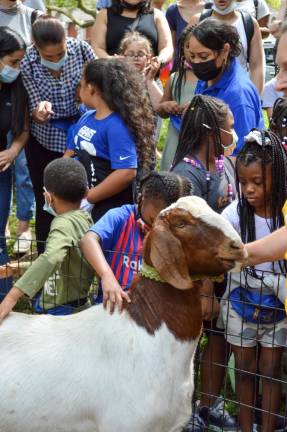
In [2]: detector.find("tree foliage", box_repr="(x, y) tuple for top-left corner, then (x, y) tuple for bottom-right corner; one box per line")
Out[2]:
(45, 0), (97, 27)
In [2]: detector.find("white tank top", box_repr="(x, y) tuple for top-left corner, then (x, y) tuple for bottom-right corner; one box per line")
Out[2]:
(232, 13), (248, 71)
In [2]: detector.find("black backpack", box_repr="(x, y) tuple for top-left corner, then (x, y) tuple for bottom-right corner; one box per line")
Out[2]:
(199, 9), (254, 63)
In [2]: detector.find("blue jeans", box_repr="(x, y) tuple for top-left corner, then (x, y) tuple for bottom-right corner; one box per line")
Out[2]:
(0, 167), (13, 300)
(7, 132), (34, 222)
(14, 148), (35, 221)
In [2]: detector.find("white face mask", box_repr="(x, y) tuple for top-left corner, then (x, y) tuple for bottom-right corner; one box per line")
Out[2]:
(212, 1), (236, 15)
(221, 129), (238, 156)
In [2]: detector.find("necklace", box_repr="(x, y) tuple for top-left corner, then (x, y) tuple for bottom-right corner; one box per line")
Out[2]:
(140, 261), (224, 283)
(183, 155), (233, 203)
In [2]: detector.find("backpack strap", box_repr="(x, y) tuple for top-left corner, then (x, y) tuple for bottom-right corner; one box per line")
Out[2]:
(31, 9), (39, 25)
(240, 10), (254, 64)
(253, 0), (259, 19)
(199, 8), (213, 22)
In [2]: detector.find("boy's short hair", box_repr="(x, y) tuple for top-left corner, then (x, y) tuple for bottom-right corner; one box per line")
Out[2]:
(44, 158), (88, 203)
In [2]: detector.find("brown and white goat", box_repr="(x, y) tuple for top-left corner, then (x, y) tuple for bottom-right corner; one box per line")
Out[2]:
(0, 196), (245, 432)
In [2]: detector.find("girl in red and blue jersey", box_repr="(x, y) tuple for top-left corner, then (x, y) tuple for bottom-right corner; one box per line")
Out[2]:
(80, 171), (192, 310)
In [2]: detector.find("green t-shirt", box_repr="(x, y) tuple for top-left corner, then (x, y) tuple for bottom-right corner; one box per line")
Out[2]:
(15, 210), (94, 310)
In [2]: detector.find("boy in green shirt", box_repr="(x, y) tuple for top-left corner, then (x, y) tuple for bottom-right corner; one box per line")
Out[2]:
(0, 158), (94, 321)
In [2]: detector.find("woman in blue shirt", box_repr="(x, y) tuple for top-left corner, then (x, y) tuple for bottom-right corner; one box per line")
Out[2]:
(183, 19), (264, 154)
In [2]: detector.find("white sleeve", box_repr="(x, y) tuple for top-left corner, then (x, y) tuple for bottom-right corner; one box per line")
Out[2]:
(257, 0), (270, 19)
(262, 79), (281, 108)
(221, 201), (241, 235)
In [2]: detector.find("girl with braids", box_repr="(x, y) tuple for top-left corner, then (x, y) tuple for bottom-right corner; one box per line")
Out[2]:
(220, 129), (287, 432)
(65, 58), (156, 222)
(172, 94), (237, 213)
(185, 19), (263, 154)
(172, 94), (239, 431)
(158, 26), (197, 171)
(80, 171), (192, 310)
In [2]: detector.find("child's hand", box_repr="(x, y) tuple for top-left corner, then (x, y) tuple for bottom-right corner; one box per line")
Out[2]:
(102, 273), (131, 314)
(145, 57), (160, 81)
(200, 295), (220, 321)
(0, 287), (23, 324)
(158, 101), (182, 115)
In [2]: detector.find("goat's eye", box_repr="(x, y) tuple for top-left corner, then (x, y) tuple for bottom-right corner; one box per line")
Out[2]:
(174, 222), (186, 229)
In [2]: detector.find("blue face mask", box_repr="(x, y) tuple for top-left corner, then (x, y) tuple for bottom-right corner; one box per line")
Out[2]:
(0, 63), (20, 83)
(40, 52), (68, 71)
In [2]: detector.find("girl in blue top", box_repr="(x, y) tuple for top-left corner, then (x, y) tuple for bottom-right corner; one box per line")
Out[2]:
(65, 58), (156, 222)
(183, 19), (264, 155)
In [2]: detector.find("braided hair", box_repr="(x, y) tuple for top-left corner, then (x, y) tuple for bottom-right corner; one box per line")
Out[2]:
(171, 26), (194, 103)
(172, 94), (229, 170)
(269, 97), (287, 144)
(236, 129), (287, 273)
(138, 171), (193, 209)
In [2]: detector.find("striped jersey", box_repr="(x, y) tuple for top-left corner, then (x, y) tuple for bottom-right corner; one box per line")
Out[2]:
(89, 204), (145, 302)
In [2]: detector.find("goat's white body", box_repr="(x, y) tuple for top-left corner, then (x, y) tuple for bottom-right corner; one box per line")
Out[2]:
(0, 307), (198, 432)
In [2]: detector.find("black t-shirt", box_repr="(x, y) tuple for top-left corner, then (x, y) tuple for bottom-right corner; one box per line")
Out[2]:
(0, 83), (12, 151)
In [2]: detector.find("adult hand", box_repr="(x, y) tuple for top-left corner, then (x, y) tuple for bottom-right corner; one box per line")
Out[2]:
(102, 272), (131, 314)
(158, 100), (182, 115)
(145, 56), (160, 81)
(0, 147), (18, 171)
(32, 101), (54, 124)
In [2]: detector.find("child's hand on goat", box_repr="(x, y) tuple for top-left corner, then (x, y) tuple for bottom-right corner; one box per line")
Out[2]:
(0, 287), (23, 324)
(102, 272), (131, 314)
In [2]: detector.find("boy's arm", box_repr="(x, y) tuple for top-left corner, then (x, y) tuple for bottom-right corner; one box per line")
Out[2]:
(13, 223), (71, 301)
(245, 226), (287, 266)
(80, 232), (130, 313)
(0, 287), (24, 323)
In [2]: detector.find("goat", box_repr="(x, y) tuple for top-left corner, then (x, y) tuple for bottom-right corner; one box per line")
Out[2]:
(0, 196), (246, 432)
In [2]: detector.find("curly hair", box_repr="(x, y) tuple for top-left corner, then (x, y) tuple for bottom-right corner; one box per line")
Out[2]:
(83, 58), (156, 178)
(189, 19), (242, 61)
(118, 31), (152, 55)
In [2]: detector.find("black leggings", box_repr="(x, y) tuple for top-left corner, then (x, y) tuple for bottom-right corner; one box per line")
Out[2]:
(25, 135), (63, 254)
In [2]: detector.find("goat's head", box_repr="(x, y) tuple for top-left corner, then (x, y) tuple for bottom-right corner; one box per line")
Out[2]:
(143, 196), (246, 289)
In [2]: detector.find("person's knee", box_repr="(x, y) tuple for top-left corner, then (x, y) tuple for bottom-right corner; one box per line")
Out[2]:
(234, 349), (257, 375)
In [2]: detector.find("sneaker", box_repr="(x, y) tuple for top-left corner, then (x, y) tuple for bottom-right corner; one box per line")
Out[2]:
(199, 397), (238, 431)
(183, 412), (207, 432)
(13, 230), (32, 254)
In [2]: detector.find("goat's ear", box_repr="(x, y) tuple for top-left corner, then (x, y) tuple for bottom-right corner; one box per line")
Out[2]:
(149, 226), (193, 289)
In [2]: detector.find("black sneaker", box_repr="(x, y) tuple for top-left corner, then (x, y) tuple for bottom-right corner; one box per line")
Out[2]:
(183, 412), (207, 432)
(199, 397), (238, 431)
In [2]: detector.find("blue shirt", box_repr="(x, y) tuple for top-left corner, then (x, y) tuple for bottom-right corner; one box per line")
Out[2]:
(195, 59), (264, 155)
(67, 110), (137, 169)
(89, 204), (145, 302)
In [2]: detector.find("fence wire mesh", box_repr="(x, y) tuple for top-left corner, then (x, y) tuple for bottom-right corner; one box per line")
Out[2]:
(1, 236), (287, 432)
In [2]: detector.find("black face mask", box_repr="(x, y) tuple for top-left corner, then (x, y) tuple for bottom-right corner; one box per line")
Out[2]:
(121, 0), (147, 10)
(189, 58), (223, 81)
